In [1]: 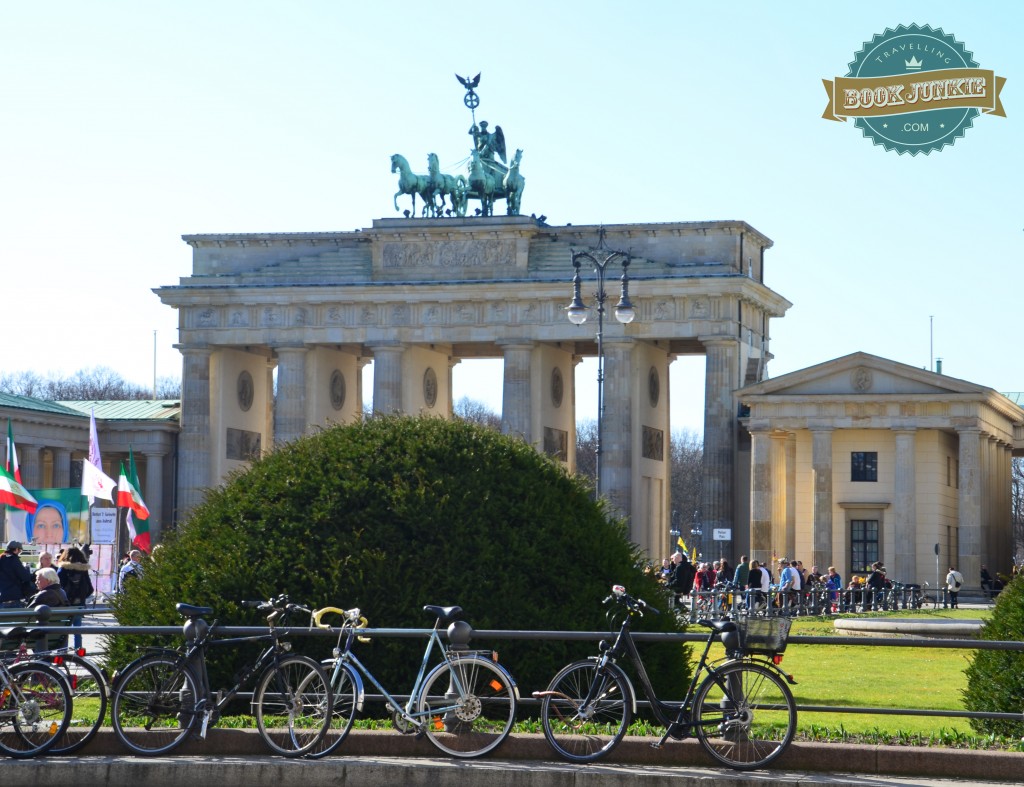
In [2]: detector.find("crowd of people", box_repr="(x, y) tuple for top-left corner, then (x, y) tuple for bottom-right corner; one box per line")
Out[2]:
(653, 550), (997, 615)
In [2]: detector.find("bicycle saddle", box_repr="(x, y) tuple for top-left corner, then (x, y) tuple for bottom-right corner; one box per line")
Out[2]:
(176, 603), (214, 618)
(423, 605), (463, 624)
(0, 625), (29, 639)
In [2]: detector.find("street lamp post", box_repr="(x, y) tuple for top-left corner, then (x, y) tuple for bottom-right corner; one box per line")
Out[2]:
(690, 511), (703, 562)
(566, 230), (634, 498)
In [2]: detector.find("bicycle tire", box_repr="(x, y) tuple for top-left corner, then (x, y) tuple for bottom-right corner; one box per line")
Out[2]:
(417, 654), (517, 758)
(254, 654), (332, 757)
(111, 653), (200, 756)
(538, 659), (631, 764)
(692, 660), (796, 770)
(48, 652), (108, 755)
(305, 661), (359, 759)
(0, 661), (73, 758)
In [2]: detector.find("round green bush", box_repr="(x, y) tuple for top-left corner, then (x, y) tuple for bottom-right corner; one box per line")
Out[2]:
(963, 573), (1024, 736)
(109, 416), (689, 704)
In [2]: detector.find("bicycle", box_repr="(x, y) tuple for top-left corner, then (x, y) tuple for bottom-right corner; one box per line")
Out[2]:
(0, 636), (73, 758)
(3, 633), (108, 756)
(110, 595), (332, 757)
(303, 603), (518, 759)
(534, 584), (798, 770)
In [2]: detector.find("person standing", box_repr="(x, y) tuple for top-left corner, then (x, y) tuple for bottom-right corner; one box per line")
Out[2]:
(865, 562), (888, 611)
(946, 566), (964, 609)
(745, 559), (767, 611)
(979, 565), (995, 600)
(118, 549), (144, 592)
(0, 541), (34, 608)
(732, 556), (749, 590)
(667, 552), (696, 603)
(825, 566), (843, 612)
(57, 546), (94, 649)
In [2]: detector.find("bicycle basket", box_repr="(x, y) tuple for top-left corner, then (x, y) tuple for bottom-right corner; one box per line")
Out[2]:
(736, 615), (791, 655)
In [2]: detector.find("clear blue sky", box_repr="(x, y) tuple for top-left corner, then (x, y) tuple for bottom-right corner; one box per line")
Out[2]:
(2, 2), (1019, 435)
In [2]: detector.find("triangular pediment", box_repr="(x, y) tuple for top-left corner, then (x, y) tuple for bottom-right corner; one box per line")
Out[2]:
(740, 352), (987, 398)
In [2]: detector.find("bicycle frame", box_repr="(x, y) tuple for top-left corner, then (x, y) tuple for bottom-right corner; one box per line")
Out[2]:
(135, 619), (293, 738)
(325, 618), (472, 730)
(570, 604), (788, 742)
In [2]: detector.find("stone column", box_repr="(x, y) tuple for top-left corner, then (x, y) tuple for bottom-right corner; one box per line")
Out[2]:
(785, 433), (797, 560)
(769, 432), (790, 562)
(52, 448), (72, 488)
(701, 337), (738, 556)
(369, 343), (405, 414)
(602, 339), (634, 522)
(749, 426), (772, 566)
(892, 429), (917, 583)
(145, 452), (165, 545)
(20, 445), (42, 488)
(956, 426), (983, 591)
(498, 341), (534, 441)
(177, 345), (212, 516)
(274, 345), (308, 445)
(810, 428), (833, 571)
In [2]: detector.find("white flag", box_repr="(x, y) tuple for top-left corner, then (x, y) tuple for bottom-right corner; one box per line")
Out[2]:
(81, 458), (116, 503)
(87, 408), (102, 468)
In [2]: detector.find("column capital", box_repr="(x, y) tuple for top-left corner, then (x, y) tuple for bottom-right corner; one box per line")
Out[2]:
(175, 343), (212, 355)
(698, 335), (740, 348)
(495, 338), (535, 350)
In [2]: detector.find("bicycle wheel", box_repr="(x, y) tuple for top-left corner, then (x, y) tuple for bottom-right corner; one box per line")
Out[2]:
(692, 660), (796, 770)
(0, 662), (72, 758)
(538, 659), (631, 764)
(305, 662), (359, 759)
(48, 652), (108, 755)
(417, 654), (517, 758)
(254, 654), (332, 757)
(111, 653), (199, 756)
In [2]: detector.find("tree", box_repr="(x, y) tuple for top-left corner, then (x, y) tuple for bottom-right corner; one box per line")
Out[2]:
(1013, 457), (1024, 561)
(670, 428), (704, 552)
(0, 367), (181, 400)
(453, 397), (500, 430)
(575, 422), (703, 551)
(963, 572), (1024, 736)
(107, 416), (690, 701)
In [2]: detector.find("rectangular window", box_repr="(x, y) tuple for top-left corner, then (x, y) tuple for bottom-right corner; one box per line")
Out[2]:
(851, 451), (878, 482)
(946, 456), (952, 487)
(851, 519), (879, 573)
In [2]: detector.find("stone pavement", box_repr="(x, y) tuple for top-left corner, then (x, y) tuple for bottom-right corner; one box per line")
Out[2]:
(3, 752), (1022, 787)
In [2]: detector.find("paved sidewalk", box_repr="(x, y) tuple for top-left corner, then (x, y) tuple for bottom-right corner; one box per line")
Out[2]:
(3, 754), (1021, 787)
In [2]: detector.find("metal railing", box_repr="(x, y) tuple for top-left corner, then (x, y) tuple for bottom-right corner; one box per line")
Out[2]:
(7, 605), (1023, 727)
(674, 582), (968, 622)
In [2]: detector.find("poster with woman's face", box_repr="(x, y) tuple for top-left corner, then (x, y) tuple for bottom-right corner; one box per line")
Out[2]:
(21, 488), (89, 547)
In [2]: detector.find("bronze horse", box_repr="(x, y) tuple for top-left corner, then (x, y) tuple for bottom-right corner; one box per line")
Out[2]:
(391, 154), (436, 217)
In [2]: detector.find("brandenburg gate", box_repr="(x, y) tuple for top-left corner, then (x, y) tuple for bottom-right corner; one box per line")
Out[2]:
(155, 216), (791, 559)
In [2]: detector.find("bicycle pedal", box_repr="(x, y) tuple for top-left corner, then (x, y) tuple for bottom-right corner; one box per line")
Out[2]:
(649, 741), (663, 750)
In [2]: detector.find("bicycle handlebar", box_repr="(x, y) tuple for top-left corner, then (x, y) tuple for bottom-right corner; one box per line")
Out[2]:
(240, 595), (313, 621)
(603, 584), (661, 616)
(311, 606), (371, 643)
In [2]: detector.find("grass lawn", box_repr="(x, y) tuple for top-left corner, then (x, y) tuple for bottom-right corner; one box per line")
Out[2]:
(682, 607), (1018, 746)
(780, 609), (985, 739)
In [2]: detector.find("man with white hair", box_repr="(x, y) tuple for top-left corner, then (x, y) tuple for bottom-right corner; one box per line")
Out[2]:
(118, 549), (144, 592)
(27, 567), (69, 608)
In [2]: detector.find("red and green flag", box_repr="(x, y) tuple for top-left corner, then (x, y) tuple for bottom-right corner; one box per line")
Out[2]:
(5, 420), (21, 484)
(119, 448), (150, 553)
(0, 463), (37, 513)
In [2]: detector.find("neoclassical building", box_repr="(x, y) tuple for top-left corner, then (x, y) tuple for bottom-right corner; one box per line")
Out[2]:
(738, 352), (1024, 589)
(155, 216), (790, 559)
(0, 394), (180, 551)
